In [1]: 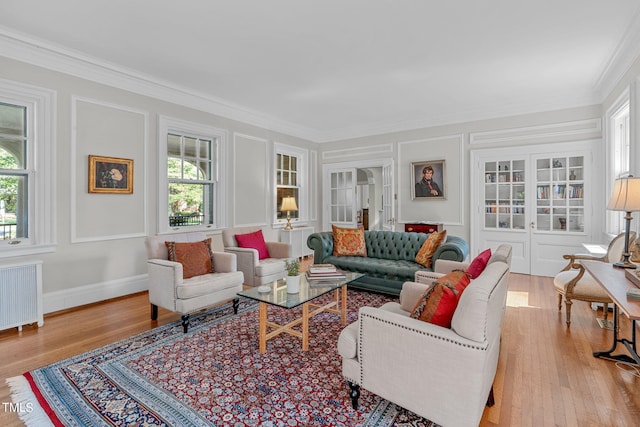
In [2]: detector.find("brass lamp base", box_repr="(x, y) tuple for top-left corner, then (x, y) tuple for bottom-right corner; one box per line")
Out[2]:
(613, 260), (636, 269)
(284, 212), (293, 230)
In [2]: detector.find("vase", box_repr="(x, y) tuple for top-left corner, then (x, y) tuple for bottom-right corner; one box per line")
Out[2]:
(286, 275), (301, 293)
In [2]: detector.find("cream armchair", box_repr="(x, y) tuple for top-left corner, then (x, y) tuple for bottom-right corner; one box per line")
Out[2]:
(553, 231), (634, 325)
(338, 244), (512, 427)
(222, 226), (292, 286)
(145, 232), (244, 333)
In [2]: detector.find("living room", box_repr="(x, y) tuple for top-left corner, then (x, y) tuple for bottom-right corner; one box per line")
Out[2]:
(1, 2), (640, 426)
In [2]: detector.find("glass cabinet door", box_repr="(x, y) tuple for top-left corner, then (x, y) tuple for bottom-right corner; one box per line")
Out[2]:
(484, 159), (526, 230)
(535, 156), (584, 232)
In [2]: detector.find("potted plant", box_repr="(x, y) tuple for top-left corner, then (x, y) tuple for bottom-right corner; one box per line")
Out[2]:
(285, 259), (301, 293)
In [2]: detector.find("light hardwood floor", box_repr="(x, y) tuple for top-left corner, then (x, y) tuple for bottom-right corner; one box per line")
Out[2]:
(1, 273), (639, 426)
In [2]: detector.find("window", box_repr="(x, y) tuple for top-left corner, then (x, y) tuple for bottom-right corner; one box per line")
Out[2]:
(0, 79), (55, 257)
(606, 94), (630, 235)
(158, 116), (226, 233)
(274, 143), (307, 227)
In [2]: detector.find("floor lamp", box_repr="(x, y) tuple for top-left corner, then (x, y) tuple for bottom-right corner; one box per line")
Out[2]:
(281, 196), (298, 230)
(607, 176), (640, 268)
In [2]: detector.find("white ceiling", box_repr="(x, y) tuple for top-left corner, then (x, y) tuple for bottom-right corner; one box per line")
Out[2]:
(1, 1), (640, 142)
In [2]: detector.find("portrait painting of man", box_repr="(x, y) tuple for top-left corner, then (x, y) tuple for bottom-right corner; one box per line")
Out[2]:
(412, 160), (445, 200)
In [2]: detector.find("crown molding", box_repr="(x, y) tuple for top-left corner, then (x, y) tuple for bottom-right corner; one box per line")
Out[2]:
(0, 26), (323, 142)
(594, 7), (640, 99)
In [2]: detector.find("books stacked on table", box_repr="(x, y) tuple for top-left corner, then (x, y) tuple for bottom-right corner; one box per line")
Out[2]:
(306, 264), (346, 282)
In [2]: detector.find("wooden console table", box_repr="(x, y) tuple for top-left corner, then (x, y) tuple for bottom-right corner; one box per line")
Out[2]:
(582, 260), (640, 365)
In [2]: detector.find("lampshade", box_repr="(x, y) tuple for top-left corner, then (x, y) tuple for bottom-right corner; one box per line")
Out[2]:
(280, 196), (298, 212)
(607, 176), (640, 212)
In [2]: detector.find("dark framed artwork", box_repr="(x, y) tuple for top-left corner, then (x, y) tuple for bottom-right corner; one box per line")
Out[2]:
(411, 160), (446, 200)
(88, 155), (134, 194)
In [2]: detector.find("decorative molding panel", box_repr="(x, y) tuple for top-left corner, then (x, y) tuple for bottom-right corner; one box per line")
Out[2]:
(322, 144), (393, 161)
(397, 134), (464, 226)
(70, 96), (148, 243)
(310, 150), (318, 221)
(469, 118), (602, 145)
(232, 133), (270, 227)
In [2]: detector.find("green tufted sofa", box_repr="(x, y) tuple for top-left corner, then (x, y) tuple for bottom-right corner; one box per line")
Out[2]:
(306, 230), (469, 296)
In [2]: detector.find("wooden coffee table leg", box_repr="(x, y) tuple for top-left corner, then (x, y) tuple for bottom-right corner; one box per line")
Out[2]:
(341, 286), (348, 325)
(302, 302), (309, 351)
(259, 302), (267, 354)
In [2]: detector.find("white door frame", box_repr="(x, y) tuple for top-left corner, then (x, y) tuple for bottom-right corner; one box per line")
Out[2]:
(322, 158), (394, 232)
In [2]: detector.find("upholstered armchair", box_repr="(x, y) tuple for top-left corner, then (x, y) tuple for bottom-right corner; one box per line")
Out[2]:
(145, 232), (244, 333)
(337, 244), (512, 427)
(553, 231), (634, 325)
(221, 226), (292, 286)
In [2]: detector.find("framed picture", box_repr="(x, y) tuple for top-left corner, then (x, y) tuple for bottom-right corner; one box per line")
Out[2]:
(411, 160), (446, 200)
(88, 155), (134, 194)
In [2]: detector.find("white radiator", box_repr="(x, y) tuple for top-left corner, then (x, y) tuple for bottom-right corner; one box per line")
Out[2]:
(0, 261), (43, 332)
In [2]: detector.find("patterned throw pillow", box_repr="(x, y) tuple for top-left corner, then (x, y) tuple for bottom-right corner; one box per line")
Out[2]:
(410, 270), (471, 328)
(414, 230), (447, 268)
(466, 248), (492, 279)
(332, 224), (367, 257)
(165, 238), (215, 279)
(235, 230), (271, 260)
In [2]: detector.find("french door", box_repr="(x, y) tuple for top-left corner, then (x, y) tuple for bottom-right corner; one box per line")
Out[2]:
(472, 144), (592, 276)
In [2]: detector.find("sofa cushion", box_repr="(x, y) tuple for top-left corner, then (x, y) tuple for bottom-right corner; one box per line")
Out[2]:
(332, 225), (367, 257)
(165, 238), (215, 279)
(235, 230), (270, 260)
(466, 248), (492, 279)
(410, 270), (471, 328)
(414, 230), (447, 268)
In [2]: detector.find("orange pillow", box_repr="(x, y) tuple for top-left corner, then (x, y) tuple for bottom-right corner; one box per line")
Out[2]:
(414, 230), (447, 268)
(165, 238), (215, 279)
(410, 270), (471, 328)
(332, 224), (367, 257)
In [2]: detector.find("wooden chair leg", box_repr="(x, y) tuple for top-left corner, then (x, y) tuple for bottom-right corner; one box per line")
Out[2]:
(486, 385), (495, 407)
(565, 299), (573, 325)
(151, 304), (158, 320)
(181, 314), (190, 333)
(558, 294), (563, 311)
(348, 382), (360, 410)
(232, 298), (239, 314)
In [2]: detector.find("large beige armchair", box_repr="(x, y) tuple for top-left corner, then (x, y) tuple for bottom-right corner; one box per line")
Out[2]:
(338, 244), (512, 427)
(145, 232), (244, 333)
(222, 226), (292, 286)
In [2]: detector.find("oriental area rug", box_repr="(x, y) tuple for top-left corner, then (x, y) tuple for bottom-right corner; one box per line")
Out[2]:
(8, 289), (438, 427)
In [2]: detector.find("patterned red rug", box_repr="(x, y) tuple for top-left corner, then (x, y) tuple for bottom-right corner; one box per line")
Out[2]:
(8, 289), (437, 426)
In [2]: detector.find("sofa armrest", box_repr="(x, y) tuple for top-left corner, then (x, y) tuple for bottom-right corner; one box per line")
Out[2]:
(431, 235), (469, 264)
(213, 251), (237, 273)
(266, 241), (292, 258)
(307, 232), (334, 264)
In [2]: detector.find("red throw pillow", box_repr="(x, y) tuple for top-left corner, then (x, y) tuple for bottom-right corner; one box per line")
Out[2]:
(410, 270), (471, 328)
(165, 238), (215, 279)
(466, 248), (492, 279)
(235, 230), (270, 260)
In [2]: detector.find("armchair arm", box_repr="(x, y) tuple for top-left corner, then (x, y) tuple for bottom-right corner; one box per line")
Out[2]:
(147, 259), (183, 309)
(399, 281), (432, 312)
(212, 251), (237, 273)
(433, 259), (470, 274)
(431, 235), (469, 264)
(357, 306), (489, 419)
(560, 253), (605, 271)
(224, 247), (258, 276)
(266, 241), (292, 259)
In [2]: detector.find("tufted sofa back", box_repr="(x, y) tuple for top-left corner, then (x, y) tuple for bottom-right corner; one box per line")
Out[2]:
(364, 231), (426, 261)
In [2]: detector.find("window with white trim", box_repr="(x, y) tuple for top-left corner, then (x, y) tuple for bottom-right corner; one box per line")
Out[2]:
(158, 116), (226, 233)
(274, 143), (307, 227)
(0, 79), (55, 257)
(607, 96), (630, 235)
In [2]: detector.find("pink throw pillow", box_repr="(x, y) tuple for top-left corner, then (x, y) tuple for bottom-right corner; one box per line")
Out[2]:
(466, 248), (492, 279)
(235, 230), (270, 260)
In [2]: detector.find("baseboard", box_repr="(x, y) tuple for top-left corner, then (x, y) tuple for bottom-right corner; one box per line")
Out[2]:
(43, 274), (148, 314)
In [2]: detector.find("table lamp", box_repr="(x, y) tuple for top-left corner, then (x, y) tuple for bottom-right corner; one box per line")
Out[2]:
(607, 176), (640, 268)
(281, 196), (298, 230)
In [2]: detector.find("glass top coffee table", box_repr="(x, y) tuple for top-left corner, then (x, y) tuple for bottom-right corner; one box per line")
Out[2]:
(238, 271), (363, 353)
